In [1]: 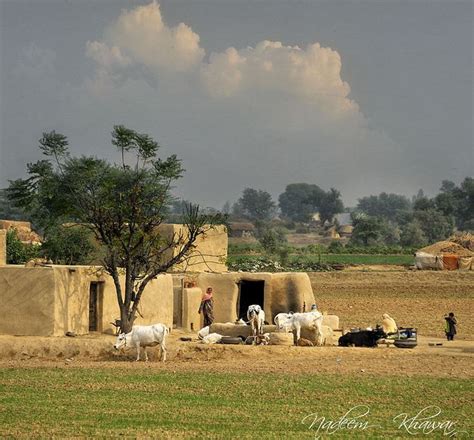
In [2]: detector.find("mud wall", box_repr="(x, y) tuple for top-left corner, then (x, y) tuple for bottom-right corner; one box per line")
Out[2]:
(181, 287), (203, 331)
(0, 266), (174, 336)
(53, 267), (98, 336)
(194, 272), (316, 324)
(0, 230), (6, 266)
(0, 266), (56, 335)
(158, 224), (228, 272)
(132, 274), (174, 330)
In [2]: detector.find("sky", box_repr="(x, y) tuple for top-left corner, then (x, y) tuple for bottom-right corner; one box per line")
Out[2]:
(0, 0), (472, 209)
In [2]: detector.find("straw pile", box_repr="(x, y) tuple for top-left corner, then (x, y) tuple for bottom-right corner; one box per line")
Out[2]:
(449, 232), (474, 251)
(417, 240), (474, 257)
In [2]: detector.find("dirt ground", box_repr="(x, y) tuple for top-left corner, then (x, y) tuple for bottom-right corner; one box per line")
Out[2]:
(0, 330), (472, 379)
(308, 270), (474, 340)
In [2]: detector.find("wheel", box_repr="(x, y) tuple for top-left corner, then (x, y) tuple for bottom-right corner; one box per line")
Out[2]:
(394, 339), (417, 349)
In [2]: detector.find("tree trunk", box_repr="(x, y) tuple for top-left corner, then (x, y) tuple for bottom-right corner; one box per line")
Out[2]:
(119, 306), (136, 333)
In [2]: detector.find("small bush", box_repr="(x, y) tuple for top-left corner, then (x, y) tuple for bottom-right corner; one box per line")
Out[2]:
(6, 229), (41, 264)
(303, 244), (327, 254)
(228, 243), (261, 255)
(327, 240), (344, 253)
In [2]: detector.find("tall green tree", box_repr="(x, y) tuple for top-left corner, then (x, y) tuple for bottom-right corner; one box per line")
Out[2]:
(357, 192), (411, 220)
(349, 215), (385, 246)
(8, 126), (225, 332)
(435, 177), (474, 230)
(278, 183), (324, 222)
(238, 188), (276, 222)
(457, 177), (474, 231)
(0, 189), (28, 221)
(400, 220), (427, 247)
(317, 188), (344, 224)
(413, 208), (453, 243)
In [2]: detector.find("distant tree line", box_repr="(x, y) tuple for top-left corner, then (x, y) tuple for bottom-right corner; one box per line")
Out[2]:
(350, 178), (473, 247)
(1, 163), (473, 256)
(228, 183), (344, 225)
(221, 177), (473, 249)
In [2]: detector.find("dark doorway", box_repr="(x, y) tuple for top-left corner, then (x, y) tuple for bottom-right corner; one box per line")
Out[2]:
(89, 282), (103, 332)
(238, 280), (265, 320)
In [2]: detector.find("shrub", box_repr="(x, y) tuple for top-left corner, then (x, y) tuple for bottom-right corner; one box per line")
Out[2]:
(6, 229), (40, 264)
(258, 227), (288, 255)
(327, 240), (344, 253)
(303, 244), (327, 254)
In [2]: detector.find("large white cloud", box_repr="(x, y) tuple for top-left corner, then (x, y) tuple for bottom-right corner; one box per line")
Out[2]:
(86, 2), (358, 122)
(87, 1), (204, 76)
(201, 41), (359, 119)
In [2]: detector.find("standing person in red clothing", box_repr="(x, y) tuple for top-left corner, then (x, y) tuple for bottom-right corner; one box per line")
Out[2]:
(199, 287), (215, 327)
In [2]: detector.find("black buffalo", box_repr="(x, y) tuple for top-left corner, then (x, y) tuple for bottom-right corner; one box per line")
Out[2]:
(338, 328), (386, 347)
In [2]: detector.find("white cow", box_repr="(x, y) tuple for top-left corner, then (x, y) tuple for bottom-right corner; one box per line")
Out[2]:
(274, 312), (293, 329)
(247, 305), (265, 342)
(114, 323), (168, 362)
(275, 309), (324, 346)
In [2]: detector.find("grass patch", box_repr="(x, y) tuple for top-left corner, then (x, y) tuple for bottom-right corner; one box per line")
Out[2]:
(0, 369), (472, 438)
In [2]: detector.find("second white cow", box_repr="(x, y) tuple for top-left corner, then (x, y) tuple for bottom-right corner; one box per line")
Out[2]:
(114, 323), (168, 362)
(276, 309), (324, 346)
(274, 312), (293, 329)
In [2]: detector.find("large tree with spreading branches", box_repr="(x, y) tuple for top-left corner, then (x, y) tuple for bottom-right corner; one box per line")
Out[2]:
(8, 126), (226, 332)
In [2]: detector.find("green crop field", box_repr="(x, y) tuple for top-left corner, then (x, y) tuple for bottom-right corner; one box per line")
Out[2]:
(294, 254), (414, 265)
(0, 368), (471, 439)
(227, 254), (414, 270)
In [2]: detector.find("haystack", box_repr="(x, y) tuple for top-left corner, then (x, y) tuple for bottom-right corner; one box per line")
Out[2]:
(449, 232), (474, 251)
(417, 241), (473, 258)
(415, 239), (474, 270)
